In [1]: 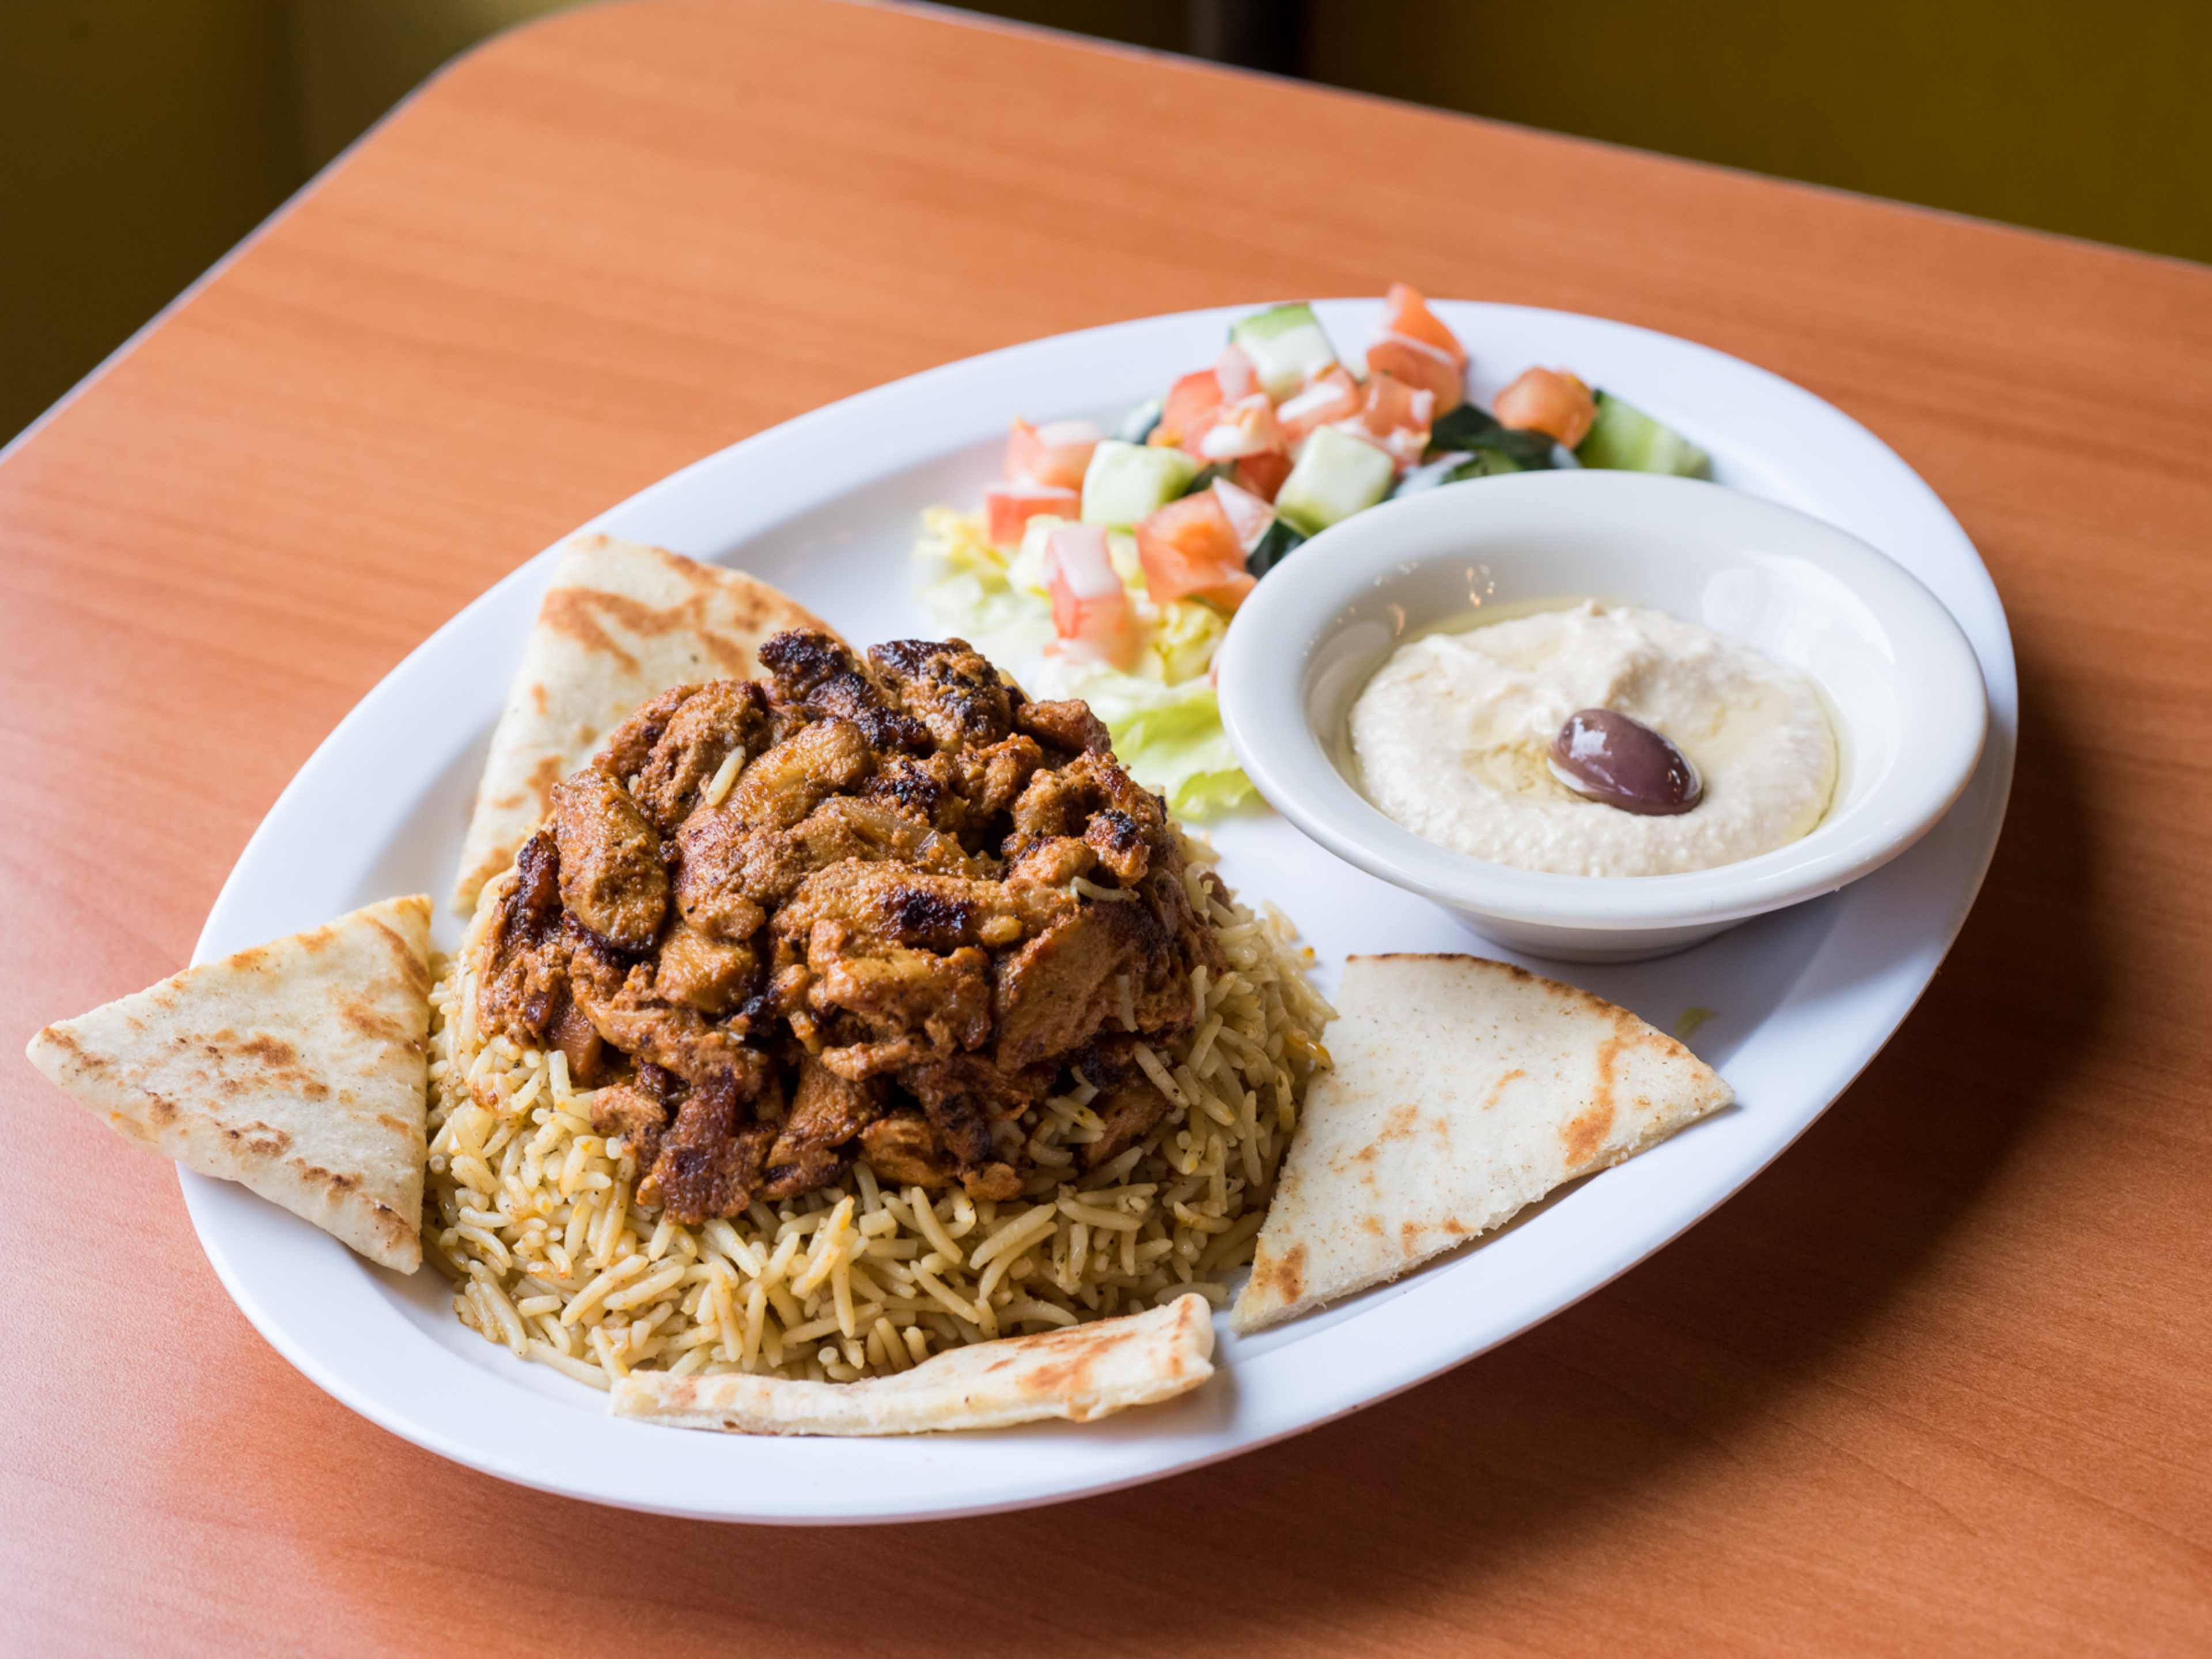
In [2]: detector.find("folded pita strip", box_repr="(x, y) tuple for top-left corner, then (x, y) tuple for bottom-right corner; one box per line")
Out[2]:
(452, 533), (833, 914)
(24, 896), (434, 1274)
(611, 1293), (1215, 1435)
(1233, 954), (1733, 1333)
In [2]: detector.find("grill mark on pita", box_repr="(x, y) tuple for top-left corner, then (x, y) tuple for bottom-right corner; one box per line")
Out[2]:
(1484, 1069), (1525, 1108)
(38, 1027), (97, 1066)
(1559, 1111), (1611, 1164)
(223, 1121), (292, 1157)
(526, 752), (567, 817)
(340, 1001), (409, 1044)
(1251, 1241), (1305, 1305)
(544, 586), (773, 680)
(238, 1034), (299, 1067)
(541, 588), (643, 672)
(1346, 1100), (1425, 1169)
(1560, 1034), (1624, 1166)
(530, 683), (548, 715)
(647, 544), (788, 632)
(202, 1032), (334, 1101)
(975, 1297), (1200, 1407)
(461, 850), (508, 891)
(981, 1321), (1119, 1367)
(997, 1348), (1102, 1402)
(368, 907), (433, 994)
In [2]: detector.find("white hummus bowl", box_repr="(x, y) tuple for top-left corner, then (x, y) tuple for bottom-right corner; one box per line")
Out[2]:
(1215, 470), (1988, 961)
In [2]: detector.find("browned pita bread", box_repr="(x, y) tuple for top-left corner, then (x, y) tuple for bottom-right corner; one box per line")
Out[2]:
(24, 896), (433, 1272)
(1233, 954), (1732, 1332)
(452, 533), (832, 914)
(610, 1293), (1215, 1434)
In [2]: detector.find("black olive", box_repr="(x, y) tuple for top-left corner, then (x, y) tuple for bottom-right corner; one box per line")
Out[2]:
(1550, 709), (1702, 816)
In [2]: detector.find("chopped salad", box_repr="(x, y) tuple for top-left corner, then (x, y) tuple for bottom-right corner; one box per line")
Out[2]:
(915, 285), (1710, 816)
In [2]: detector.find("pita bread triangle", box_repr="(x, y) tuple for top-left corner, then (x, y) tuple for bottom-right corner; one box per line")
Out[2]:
(612, 1293), (1215, 1435)
(452, 533), (834, 914)
(25, 895), (434, 1274)
(1233, 954), (1733, 1333)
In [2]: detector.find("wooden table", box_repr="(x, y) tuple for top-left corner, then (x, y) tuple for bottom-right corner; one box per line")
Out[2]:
(5, 2), (2207, 1650)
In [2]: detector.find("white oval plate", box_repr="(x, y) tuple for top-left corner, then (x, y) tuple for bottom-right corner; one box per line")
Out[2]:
(183, 301), (2016, 1524)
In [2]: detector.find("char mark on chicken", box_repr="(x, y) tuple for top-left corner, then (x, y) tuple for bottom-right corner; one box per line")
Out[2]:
(760, 630), (932, 755)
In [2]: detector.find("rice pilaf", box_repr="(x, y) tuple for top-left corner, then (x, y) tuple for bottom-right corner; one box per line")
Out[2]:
(425, 835), (1329, 1387)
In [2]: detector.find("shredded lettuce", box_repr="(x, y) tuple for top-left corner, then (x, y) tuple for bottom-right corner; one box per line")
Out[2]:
(914, 510), (1252, 816)
(1079, 674), (1251, 816)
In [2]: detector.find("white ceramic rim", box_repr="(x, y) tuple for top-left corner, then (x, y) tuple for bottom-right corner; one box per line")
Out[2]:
(174, 298), (2017, 1523)
(1216, 472), (1990, 931)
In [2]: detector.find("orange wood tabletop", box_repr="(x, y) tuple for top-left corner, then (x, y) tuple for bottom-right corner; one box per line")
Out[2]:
(4, 1), (2208, 1652)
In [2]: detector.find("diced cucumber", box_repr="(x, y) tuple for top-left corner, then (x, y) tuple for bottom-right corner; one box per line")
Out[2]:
(1116, 397), (1164, 445)
(1575, 392), (1710, 476)
(1179, 461), (1233, 497)
(1245, 518), (1307, 578)
(1230, 302), (1339, 400)
(1081, 440), (1198, 528)
(1275, 426), (1395, 535)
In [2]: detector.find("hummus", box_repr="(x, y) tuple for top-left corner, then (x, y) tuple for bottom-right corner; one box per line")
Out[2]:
(1349, 601), (1836, 877)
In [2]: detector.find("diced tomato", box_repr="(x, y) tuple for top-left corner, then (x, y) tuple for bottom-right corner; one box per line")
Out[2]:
(1380, 283), (1467, 370)
(1210, 478), (1276, 552)
(1184, 391), (1283, 462)
(1135, 492), (1257, 610)
(1366, 333), (1463, 414)
(1042, 523), (1139, 668)
(984, 481), (1080, 548)
(1493, 368), (1597, 448)
(1353, 369), (1434, 468)
(1005, 418), (1101, 489)
(1214, 342), (1259, 402)
(1157, 370), (1224, 447)
(1274, 365), (1362, 447)
(1233, 449), (1293, 503)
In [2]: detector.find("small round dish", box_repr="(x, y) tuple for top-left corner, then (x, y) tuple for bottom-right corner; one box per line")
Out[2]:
(1216, 471), (1988, 961)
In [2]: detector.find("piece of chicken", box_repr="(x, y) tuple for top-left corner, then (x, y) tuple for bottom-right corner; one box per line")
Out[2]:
(628, 679), (772, 831)
(551, 770), (666, 950)
(762, 1058), (883, 1200)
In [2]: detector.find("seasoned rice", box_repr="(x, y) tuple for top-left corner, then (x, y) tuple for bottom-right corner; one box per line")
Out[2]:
(423, 835), (1330, 1387)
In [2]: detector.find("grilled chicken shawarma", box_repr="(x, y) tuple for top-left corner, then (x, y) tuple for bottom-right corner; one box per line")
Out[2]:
(475, 632), (1221, 1225)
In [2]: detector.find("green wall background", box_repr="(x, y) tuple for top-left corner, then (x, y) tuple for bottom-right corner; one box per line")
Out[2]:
(4, 1), (2206, 445)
